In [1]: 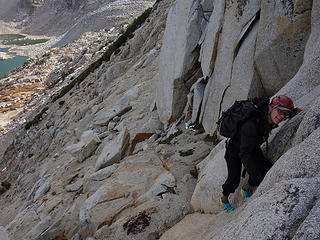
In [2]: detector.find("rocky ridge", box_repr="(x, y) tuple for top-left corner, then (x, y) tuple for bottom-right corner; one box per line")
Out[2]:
(0, 0), (155, 46)
(0, 0), (320, 239)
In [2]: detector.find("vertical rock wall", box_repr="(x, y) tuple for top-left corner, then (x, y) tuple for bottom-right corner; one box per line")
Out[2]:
(157, 0), (312, 134)
(156, 0), (213, 127)
(254, 0), (312, 96)
(200, 0), (262, 133)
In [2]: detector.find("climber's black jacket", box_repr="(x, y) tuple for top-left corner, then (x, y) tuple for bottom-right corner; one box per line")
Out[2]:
(222, 113), (273, 196)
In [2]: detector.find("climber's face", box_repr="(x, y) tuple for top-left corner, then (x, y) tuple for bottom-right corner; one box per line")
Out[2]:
(269, 107), (289, 125)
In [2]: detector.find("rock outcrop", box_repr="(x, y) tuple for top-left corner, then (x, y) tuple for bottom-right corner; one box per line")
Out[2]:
(156, 0), (211, 126)
(1, 0), (320, 239)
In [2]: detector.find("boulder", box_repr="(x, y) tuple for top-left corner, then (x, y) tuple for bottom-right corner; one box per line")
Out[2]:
(98, 131), (111, 140)
(65, 130), (101, 162)
(75, 103), (90, 121)
(191, 144), (228, 213)
(254, 0), (311, 96)
(156, 0), (202, 126)
(107, 121), (117, 131)
(118, 85), (140, 106)
(139, 111), (163, 133)
(136, 170), (176, 203)
(95, 128), (130, 171)
(159, 213), (214, 240)
(94, 105), (132, 126)
(204, 177), (320, 240)
(66, 179), (83, 192)
(98, 59), (132, 92)
(88, 164), (119, 181)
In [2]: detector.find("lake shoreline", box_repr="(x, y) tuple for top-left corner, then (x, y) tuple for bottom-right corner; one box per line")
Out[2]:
(0, 22), (63, 58)
(0, 52), (14, 60)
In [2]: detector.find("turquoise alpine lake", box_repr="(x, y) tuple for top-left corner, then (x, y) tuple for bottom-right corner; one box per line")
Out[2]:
(0, 52), (28, 79)
(0, 34), (29, 79)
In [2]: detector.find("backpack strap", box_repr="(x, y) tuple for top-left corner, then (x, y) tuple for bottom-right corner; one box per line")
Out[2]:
(241, 168), (246, 178)
(216, 85), (231, 130)
(264, 135), (269, 153)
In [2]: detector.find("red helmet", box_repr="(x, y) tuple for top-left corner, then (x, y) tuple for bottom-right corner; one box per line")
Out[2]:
(269, 95), (294, 111)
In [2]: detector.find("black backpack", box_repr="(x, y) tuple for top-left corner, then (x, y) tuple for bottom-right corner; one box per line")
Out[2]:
(216, 97), (270, 138)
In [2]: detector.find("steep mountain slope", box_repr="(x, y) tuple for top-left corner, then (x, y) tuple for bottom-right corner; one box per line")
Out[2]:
(0, 0), (155, 45)
(1, 0), (320, 239)
(1, 1), (208, 239)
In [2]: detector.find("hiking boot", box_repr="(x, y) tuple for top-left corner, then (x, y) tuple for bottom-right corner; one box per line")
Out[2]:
(220, 199), (234, 213)
(240, 188), (251, 200)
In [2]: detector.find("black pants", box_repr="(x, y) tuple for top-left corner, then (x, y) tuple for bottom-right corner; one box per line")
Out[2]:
(222, 148), (272, 196)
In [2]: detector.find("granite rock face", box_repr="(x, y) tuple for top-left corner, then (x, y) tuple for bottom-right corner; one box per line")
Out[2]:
(1, 0), (320, 239)
(199, 0), (262, 134)
(156, 0), (206, 126)
(205, 177), (320, 240)
(292, 198), (320, 240)
(278, 0), (320, 102)
(254, 0), (311, 96)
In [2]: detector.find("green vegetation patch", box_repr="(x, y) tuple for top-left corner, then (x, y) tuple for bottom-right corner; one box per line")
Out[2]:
(3, 38), (49, 46)
(204, 131), (221, 146)
(25, 106), (49, 130)
(159, 130), (183, 144)
(1, 181), (11, 190)
(0, 34), (25, 41)
(58, 100), (65, 106)
(179, 149), (194, 157)
(61, 67), (77, 79)
(190, 166), (198, 179)
(52, 7), (152, 102)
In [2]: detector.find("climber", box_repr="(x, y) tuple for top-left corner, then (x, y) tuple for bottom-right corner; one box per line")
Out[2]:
(220, 95), (301, 212)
